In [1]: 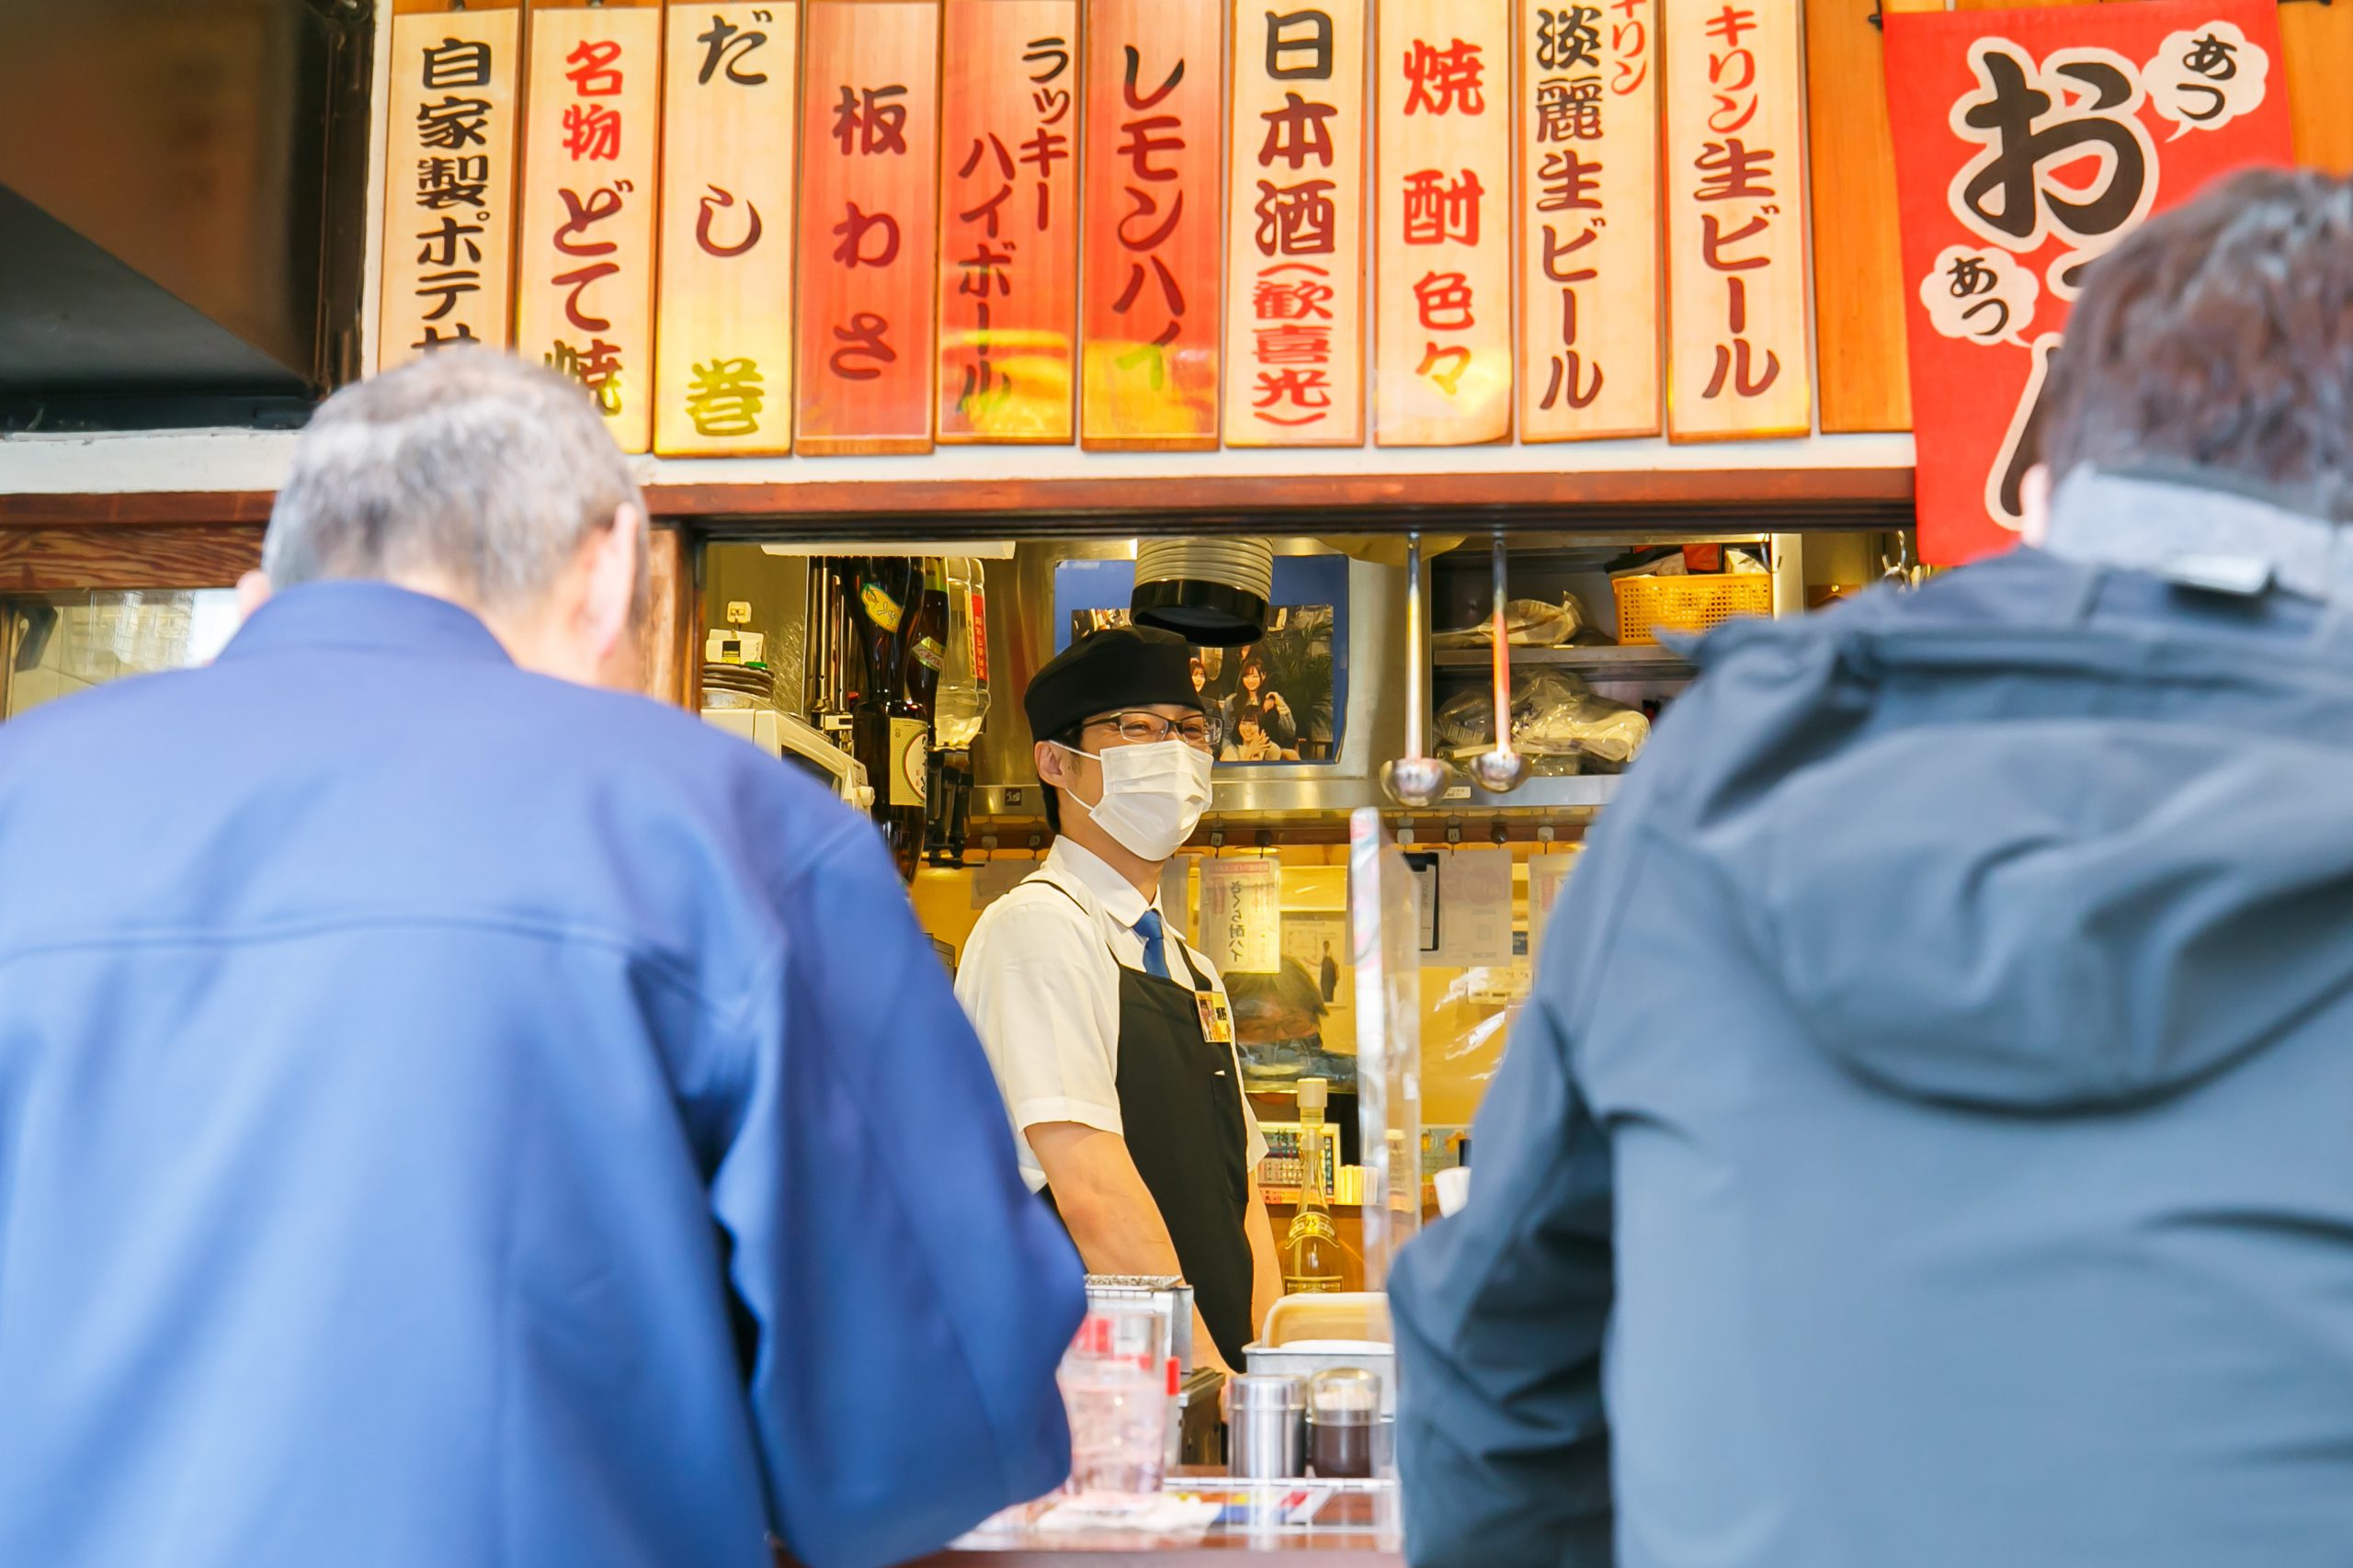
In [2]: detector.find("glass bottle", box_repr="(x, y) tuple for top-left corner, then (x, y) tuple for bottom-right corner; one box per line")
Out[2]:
(929, 558), (991, 867)
(847, 556), (926, 882)
(1280, 1076), (1345, 1296)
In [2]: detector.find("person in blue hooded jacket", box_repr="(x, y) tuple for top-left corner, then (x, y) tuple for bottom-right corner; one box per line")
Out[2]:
(1391, 169), (2353, 1568)
(0, 351), (1086, 1568)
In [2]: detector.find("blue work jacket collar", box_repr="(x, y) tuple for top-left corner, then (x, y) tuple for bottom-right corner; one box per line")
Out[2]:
(218, 580), (515, 666)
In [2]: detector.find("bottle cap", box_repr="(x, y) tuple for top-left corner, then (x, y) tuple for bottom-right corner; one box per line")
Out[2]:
(725, 601), (753, 626)
(1297, 1077), (1327, 1113)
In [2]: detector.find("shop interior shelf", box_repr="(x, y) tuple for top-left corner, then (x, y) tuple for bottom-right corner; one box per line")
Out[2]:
(1430, 643), (1698, 678)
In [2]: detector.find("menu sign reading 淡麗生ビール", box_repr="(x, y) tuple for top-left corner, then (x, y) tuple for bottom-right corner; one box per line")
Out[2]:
(1517, 0), (1661, 441)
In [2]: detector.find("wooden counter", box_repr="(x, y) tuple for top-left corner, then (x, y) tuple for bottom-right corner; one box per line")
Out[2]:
(904, 1481), (1403, 1565)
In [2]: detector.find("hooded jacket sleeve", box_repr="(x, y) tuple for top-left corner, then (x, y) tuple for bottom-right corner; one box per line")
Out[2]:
(709, 821), (1087, 1568)
(1390, 807), (1631, 1568)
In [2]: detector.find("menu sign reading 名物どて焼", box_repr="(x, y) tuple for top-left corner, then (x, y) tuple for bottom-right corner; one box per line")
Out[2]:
(516, 0), (663, 453)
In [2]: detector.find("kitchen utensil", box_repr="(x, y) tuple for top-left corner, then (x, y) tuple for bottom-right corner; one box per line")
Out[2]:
(1467, 535), (1531, 793)
(1381, 532), (1456, 808)
(1227, 1373), (1307, 1481)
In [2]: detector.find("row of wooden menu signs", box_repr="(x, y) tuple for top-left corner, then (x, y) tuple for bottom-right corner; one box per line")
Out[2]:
(379, 0), (1808, 456)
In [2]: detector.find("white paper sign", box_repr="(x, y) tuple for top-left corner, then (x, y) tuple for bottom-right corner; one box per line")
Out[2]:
(1437, 847), (1514, 968)
(972, 858), (1033, 910)
(1527, 849), (1576, 968)
(1199, 857), (1284, 975)
(1283, 911), (1353, 1023)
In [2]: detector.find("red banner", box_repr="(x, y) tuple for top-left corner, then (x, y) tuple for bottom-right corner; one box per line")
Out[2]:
(796, 0), (942, 456)
(1885, 0), (2293, 564)
(1080, 0), (1225, 451)
(937, 0), (1080, 443)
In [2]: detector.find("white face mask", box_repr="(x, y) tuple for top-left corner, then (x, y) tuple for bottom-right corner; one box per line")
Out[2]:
(1057, 738), (1214, 861)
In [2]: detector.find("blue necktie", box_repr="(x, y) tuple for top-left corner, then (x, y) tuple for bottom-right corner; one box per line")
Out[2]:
(1133, 909), (1173, 982)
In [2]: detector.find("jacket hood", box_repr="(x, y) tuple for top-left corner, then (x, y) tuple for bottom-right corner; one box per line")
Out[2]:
(1670, 551), (2353, 1112)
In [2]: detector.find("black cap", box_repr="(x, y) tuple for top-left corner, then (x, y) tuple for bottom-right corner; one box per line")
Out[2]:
(1024, 625), (1206, 743)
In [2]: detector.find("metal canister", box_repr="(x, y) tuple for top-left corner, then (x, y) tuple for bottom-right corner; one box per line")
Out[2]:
(1226, 1373), (1307, 1480)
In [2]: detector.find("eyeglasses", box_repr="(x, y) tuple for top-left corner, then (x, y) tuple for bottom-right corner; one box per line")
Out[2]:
(1083, 710), (1219, 752)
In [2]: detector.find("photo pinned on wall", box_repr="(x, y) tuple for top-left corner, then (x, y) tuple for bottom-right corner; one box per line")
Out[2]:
(1229, 910), (1359, 1093)
(1051, 555), (1352, 766)
(1068, 607), (1337, 763)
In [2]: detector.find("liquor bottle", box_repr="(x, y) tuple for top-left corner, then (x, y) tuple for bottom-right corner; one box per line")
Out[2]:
(901, 558), (948, 719)
(847, 556), (926, 882)
(1280, 1077), (1345, 1296)
(929, 558), (991, 866)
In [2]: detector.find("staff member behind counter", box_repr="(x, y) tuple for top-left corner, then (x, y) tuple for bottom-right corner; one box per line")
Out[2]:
(956, 627), (1280, 1374)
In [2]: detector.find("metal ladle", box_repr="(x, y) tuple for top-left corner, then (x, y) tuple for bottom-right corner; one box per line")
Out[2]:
(1381, 531), (1457, 808)
(1468, 533), (1530, 793)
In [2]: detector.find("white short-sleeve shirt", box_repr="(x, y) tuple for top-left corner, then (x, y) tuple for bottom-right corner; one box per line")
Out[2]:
(955, 838), (1268, 1193)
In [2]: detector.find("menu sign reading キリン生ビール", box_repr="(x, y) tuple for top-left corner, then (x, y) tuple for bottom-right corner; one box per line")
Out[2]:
(516, 0), (663, 453)
(1082, 0), (1227, 450)
(380, 1), (522, 369)
(1884, 0), (2293, 565)
(1375, 0), (1516, 447)
(797, 0), (942, 454)
(656, 2), (800, 456)
(1664, 0), (1810, 442)
(1223, 1), (1369, 448)
(1516, 1), (1660, 442)
(938, 0), (1082, 444)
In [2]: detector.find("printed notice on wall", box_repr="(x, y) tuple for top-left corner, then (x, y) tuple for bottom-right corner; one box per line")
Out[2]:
(1199, 856), (1283, 974)
(1527, 848), (1576, 971)
(1437, 846), (1513, 968)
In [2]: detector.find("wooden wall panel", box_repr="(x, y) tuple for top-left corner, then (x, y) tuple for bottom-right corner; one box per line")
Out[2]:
(2284, 0), (2353, 175)
(641, 523), (700, 707)
(1804, 0), (1914, 434)
(0, 528), (264, 593)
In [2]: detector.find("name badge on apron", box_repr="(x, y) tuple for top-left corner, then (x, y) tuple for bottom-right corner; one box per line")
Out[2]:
(1196, 989), (1235, 1045)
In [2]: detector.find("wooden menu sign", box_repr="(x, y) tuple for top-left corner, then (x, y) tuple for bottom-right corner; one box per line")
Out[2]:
(380, 0), (523, 369)
(1374, 0), (1514, 447)
(1517, 0), (1660, 441)
(1663, 0), (1811, 441)
(797, 0), (942, 455)
(937, 0), (1081, 444)
(1080, 0), (1226, 451)
(515, 0), (663, 453)
(655, 2), (799, 456)
(1224, 0), (1369, 448)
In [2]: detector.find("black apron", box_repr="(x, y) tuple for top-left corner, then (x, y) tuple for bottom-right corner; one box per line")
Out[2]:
(1031, 879), (1256, 1369)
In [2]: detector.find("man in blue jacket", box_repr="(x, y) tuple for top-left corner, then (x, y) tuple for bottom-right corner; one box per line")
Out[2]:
(1392, 169), (2353, 1568)
(0, 351), (1085, 1568)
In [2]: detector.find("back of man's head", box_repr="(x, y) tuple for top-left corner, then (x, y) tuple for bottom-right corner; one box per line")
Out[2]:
(265, 350), (650, 624)
(2040, 168), (2353, 519)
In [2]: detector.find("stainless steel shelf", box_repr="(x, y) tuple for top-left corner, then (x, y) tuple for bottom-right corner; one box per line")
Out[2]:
(1431, 643), (1695, 678)
(966, 771), (1623, 825)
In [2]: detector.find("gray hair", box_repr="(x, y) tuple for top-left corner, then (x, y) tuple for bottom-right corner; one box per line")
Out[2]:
(264, 350), (650, 618)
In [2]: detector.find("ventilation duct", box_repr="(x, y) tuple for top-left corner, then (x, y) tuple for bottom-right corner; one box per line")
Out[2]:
(1130, 537), (1276, 646)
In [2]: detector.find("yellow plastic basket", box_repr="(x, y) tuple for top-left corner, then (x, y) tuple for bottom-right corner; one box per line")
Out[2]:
(1611, 574), (1774, 645)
